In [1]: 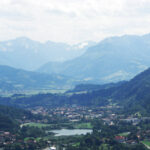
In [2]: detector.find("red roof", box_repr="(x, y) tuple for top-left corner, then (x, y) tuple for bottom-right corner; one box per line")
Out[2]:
(115, 136), (125, 140)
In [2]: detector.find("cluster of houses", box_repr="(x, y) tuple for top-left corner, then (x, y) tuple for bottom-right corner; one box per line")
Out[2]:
(0, 131), (16, 146)
(115, 130), (150, 145)
(0, 131), (50, 150)
(28, 105), (150, 126)
(115, 135), (137, 145)
(29, 106), (106, 122)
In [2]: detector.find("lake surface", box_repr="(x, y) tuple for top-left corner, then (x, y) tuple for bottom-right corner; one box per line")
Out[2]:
(50, 129), (92, 136)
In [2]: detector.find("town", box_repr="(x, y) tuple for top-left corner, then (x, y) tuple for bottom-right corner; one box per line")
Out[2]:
(1, 104), (150, 149)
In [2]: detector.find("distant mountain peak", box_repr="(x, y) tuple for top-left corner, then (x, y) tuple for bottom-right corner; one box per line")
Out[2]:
(14, 36), (32, 43)
(0, 37), (88, 70)
(38, 33), (150, 83)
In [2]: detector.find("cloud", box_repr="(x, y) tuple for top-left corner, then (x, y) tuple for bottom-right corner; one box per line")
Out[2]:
(0, 0), (150, 44)
(0, 10), (32, 21)
(46, 8), (77, 18)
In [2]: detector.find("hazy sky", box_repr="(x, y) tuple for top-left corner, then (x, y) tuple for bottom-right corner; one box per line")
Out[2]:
(0, 0), (150, 44)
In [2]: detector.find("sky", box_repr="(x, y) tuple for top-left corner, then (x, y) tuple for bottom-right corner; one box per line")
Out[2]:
(0, 0), (150, 44)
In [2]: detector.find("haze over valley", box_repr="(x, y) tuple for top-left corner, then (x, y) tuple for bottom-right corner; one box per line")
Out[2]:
(1, 33), (150, 94)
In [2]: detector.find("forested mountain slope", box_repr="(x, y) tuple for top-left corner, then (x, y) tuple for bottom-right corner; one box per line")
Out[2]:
(39, 34), (150, 83)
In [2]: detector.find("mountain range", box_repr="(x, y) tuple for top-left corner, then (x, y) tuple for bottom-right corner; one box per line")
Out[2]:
(0, 65), (72, 92)
(1, 33), (150, 91)
(38, 34), (150, 83)
(0, 37), (95, 70)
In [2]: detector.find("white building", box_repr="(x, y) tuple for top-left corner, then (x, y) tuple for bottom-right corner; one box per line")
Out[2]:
(50, 146), (56, 150)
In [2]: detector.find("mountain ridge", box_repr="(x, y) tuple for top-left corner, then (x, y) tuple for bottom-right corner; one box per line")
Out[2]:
(0, 65), (72, 92)
(0, 37), (95, 70)
(38, 33), (150, 83)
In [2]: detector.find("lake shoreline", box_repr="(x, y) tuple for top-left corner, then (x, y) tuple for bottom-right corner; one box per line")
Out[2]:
(49, 129), (92, 136)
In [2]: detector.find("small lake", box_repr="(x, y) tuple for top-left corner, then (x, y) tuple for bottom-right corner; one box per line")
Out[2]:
(50, 129), (92, 136)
